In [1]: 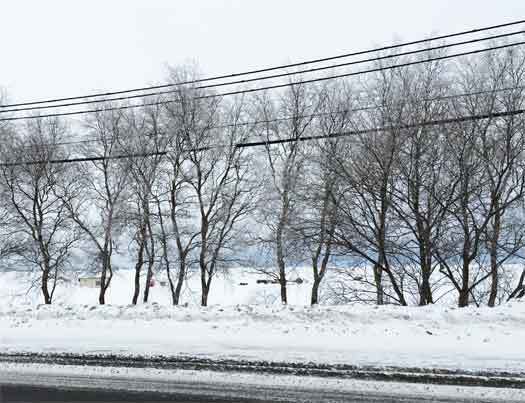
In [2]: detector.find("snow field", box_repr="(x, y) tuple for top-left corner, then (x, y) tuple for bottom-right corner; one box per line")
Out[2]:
(0, 268), (524, 373)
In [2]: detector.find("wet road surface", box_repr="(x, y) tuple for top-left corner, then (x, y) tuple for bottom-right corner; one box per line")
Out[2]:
(0, 382), (512, 403)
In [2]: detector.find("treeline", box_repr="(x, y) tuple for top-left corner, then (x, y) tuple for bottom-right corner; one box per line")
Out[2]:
(1, 47), (525, 307)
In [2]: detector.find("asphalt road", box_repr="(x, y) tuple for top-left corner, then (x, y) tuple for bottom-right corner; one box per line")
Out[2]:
(0, 383), (489, 403)
(2, 374), (520, 403)
(1, 383), (265, 403)
(2, 355), (523, 403)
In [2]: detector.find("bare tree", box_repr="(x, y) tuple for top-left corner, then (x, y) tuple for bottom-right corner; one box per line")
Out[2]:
(123, 105), (168, 304)
(154, 68), (203, 305)
(251, 79), (319, 304)
(64, 109), (131, 305)
(480, 48), (525, 306)
(389, 55), (453, 305)
(0, 93), (27, 265)
(294, 79), (353, 305)
(333, 62), (411, 306)
(190, 98), (253, 306)
(163, 66), (255, 306)
(0, 118), (80, 304)
(436, 49), (525, 307)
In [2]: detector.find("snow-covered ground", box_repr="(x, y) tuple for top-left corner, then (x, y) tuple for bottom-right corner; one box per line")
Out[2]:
(0, 269), (524, 373)
(0, 267), (314, 306)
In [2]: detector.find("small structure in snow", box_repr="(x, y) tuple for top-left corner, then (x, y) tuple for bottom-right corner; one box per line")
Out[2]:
(78, 275), (101, 288)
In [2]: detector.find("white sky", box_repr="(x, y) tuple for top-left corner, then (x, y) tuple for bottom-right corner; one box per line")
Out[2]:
(1, 0), (525, 103)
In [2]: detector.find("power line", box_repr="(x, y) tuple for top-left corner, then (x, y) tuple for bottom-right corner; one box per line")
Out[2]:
(1, 41), (524, 123)
(236, 108), (525, 148)
(19, 84), (525, 150)
(2, 28), (524, 115)
(2, 18), (525, 110)
(3, 108), (524, 166)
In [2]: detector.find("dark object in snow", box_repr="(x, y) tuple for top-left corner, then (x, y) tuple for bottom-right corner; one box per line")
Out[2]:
(239, 282), (248, 286)
(294, 277), (304, 284)
(256, 278), (283, 285)
(426, 330), (433, 335)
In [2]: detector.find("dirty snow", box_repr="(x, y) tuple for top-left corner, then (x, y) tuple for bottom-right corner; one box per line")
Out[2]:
(1, 362), (524, 402)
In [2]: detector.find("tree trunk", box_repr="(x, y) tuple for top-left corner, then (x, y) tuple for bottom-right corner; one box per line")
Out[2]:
(41, 269), (51, 304)
(201, 282), (209, 307)
(99, 269), (106, 305)
(143, 259), (154, 303)
(383, 265), (407, 306)
(143, 216), (156, 303)
(458, 255), (471, 307)
(376, 191), (388, 305)
(276, 234), (287, 304)
(417, 232), (434, 305)
(278, 262), (288, 304)
(419, 249), (433, 305)
(488, 255), (499, 307)
(373, 263), (384, 305)
(99, 255), (112, 305)
(173, 258), (186, 305)
(458, 200), (471, 308)
(132, 241), (145, 305)
(166, 267), (177, 305)
(419, 271), (433, 305)
(311, 277), (321, 305)
(458, 287), (469, 307)
(488, 203), (501, 307)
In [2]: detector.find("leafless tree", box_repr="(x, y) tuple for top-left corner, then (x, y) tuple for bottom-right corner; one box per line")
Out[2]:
(251, 79), (320, 304)
(294, 79), (353, 305)
(0, 118), (80, 304)
(121, 104), (170, 304)
(0, 93), (27, 265)
(332, 61), (411, 306)
(480, 48), (525, 306)
(388, 54), (454, 305)
(153, 67), (203, 305)
(436, 49), (525, 307)
(64, 109), (131, 304)
(191, 100), (253, 306)
(162, 66), (255, 306)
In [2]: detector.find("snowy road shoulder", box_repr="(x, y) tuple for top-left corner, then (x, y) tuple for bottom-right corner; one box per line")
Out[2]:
(1, 352), (524, 389)
(1, 362), (525, 403)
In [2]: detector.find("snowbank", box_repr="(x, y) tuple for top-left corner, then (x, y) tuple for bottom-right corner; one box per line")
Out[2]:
(1, 299), (524, 373)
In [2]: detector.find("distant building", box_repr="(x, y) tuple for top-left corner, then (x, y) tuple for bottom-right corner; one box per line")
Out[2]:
(78, 276), (101, 288)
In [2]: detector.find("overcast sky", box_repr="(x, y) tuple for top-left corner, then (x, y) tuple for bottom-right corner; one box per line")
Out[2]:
(1, 0), (525, 103)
